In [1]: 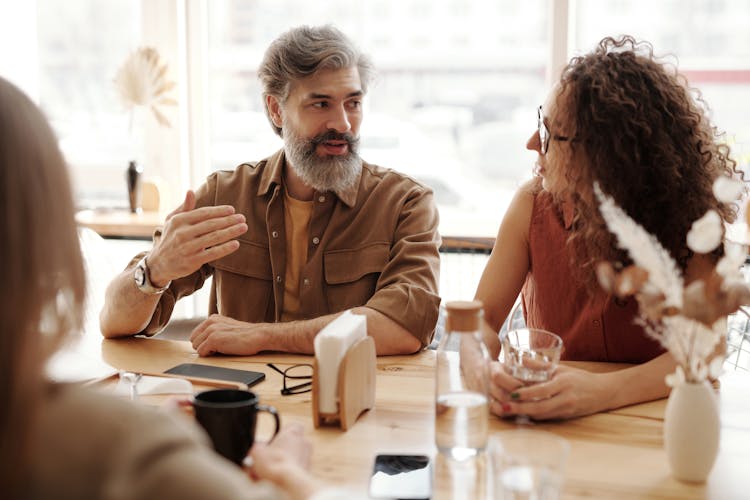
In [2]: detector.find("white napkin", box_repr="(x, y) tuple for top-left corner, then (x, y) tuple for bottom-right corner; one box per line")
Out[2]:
(114, 374), (193, 396)
(314, 310), (367, 414)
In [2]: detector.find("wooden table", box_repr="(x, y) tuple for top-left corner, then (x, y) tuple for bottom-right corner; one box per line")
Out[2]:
(97, 337), (750, 499)
(76, 209), (164, 239)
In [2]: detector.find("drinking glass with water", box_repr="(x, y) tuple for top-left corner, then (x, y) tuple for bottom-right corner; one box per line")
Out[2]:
(500, 328), (563, 423)
(435, 301), (490, 462)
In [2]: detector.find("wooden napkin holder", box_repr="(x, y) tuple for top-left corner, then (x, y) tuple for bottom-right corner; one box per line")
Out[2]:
(312, 336), (376, 431)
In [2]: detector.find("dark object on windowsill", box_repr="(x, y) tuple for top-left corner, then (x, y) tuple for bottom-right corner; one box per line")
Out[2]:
(126, 160), (143, 213)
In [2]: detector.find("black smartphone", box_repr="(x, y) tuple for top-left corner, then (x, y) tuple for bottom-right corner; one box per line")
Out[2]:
(368, 454), (432, 500)
(164, 363), (265, 387)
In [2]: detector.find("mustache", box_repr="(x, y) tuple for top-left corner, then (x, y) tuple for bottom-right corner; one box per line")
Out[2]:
(310, 130), (360, 148)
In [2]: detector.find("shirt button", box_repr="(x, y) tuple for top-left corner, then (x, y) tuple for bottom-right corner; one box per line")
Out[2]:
(593, 319), (601, 327)
(303, 278), (310, 286)
(318, 195), (326, 203)
(276, 275), (282, 283)
(271, 230), (279, 238)
(312, 236), (320, 245)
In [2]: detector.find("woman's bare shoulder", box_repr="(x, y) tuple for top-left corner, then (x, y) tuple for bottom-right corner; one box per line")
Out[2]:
(503, 179), (540, 224)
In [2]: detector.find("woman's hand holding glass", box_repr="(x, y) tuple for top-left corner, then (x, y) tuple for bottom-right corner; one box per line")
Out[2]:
(490, 328), (562, 423)
(489, 328), (617, 421)
(490, 364), (619, 420)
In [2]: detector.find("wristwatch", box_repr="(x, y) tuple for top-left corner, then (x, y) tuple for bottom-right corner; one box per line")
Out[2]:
(133, 256), (171, 295)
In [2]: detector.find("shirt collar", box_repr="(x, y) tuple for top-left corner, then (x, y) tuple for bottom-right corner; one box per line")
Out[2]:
(256, 149), (361, 208)
(333, 166), (361, 208)
(257, 149), (285, 196)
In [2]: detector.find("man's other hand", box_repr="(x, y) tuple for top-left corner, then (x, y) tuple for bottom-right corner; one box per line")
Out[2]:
(190, 314), (270, 356)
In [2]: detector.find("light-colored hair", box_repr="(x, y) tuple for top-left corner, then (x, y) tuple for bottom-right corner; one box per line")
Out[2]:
(0, 77), (86, 495)
(258, 24), (375, 136)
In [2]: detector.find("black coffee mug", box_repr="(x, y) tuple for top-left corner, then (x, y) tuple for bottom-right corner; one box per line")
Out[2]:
(193, 389), (280, 465)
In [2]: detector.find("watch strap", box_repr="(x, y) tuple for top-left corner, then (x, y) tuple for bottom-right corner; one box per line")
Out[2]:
(134, 256), (171, 295)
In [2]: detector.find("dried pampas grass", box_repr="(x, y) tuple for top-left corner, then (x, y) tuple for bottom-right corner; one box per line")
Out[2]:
(115, 47), (176, 127)
(594, 178), (748, 384)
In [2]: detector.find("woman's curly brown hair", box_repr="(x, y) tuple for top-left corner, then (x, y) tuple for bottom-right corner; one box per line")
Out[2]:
(554, 35), (742, 284)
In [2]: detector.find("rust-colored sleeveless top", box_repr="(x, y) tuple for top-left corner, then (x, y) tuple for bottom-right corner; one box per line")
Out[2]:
(521, 190), (664, 363)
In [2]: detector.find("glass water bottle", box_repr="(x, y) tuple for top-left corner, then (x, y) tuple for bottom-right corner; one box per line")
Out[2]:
(435, 300), (490, 461)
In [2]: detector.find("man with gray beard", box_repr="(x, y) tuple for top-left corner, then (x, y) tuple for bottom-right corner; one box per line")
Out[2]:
(100, 25), (441, 356)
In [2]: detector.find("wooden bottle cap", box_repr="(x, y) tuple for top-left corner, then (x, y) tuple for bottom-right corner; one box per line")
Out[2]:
(445, 300), (483, 332)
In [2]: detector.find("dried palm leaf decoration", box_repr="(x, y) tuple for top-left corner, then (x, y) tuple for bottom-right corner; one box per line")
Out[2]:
(114, 47), (176, 128)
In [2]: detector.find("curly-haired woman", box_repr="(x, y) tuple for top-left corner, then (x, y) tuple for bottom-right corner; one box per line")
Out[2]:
(476, 35), (741, 420)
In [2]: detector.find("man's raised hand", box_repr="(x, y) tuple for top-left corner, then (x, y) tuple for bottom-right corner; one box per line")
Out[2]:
(147, 190), (247, 285)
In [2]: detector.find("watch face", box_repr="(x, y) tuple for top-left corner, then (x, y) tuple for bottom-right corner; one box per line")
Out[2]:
(134, 265), (147, 286)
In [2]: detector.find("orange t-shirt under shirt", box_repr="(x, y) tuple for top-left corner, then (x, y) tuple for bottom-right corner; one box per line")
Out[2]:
(281, 190), (314, 321)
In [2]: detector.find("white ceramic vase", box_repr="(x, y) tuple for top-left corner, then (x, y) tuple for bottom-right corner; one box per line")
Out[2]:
(663, 381), (720, 482)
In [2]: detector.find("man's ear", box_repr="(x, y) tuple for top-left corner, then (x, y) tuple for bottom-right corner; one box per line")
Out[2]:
(266, 95), (283, 129)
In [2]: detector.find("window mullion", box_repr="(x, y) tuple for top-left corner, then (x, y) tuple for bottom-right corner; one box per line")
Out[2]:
(547, 0), (570, 87)
(185, 0), (210, 192)
(140, 0), (187, 210)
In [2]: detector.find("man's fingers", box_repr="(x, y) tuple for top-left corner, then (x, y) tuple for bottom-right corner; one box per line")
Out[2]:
(178, 241), (241, 274)
(195, 340), (217, 357)
(177, 215), (246, 250)
(189, 318), (210, 345)
(183, 190), (197, 212)
(188, 213), (246, 237)
(187, 224), (247, 254)
(199, 239), (242, 263)
(192, 331), (216, 356)
(193, 319), (226, 357)
(171, 219), (246, 258)
(166, 190), (197, 220)
(176, 204), (237, 225)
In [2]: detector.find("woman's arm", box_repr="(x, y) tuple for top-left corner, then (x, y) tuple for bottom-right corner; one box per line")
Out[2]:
(490, 352), (676, 419)
(489, 242), (718, 420)
(474, 182), (535, 359)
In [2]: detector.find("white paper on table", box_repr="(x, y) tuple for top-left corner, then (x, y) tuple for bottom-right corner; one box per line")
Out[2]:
(46, 348), (118, 384)
(114, 375), (193, 396)
(46, 329), (118, 384)
(314, 310), (367, 414)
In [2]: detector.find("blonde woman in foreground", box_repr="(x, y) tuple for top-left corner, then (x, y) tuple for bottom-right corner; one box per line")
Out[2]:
(0, 75), (343, 500)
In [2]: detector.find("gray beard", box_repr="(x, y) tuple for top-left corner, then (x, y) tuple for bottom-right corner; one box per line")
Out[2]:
(282, 128), (362, 194)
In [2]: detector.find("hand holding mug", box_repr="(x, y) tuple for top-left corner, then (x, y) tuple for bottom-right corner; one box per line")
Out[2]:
(193, 388), (280, 465)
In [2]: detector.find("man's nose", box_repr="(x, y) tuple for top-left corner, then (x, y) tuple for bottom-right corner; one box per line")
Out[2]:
(326, 105), (351, 133)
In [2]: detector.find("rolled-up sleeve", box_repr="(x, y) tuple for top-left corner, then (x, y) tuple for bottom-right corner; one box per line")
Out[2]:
(364, 187), (441, 347)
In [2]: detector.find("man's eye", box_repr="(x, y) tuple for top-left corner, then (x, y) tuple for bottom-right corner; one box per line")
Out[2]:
(348, 100), (362, 109)
(312, 101), (328, 108)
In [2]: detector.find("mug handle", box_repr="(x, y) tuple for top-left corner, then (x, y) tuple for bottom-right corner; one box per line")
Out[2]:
(256, 404), (280, 441)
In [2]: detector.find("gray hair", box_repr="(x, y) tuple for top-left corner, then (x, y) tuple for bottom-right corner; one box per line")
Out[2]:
(258, 25), (375, 136)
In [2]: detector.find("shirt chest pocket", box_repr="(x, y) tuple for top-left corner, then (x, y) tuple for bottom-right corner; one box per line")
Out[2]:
(212, 240), (273, 321)
(323, 243), (390, 312)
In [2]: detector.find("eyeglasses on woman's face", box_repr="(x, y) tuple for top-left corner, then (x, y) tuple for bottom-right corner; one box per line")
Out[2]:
(537, 105), (574, 155)
(267, 363), (313, 395)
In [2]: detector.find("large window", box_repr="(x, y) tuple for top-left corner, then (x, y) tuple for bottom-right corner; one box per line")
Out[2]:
(36, 0), (141, 207)
(3, 0), (749, 236)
